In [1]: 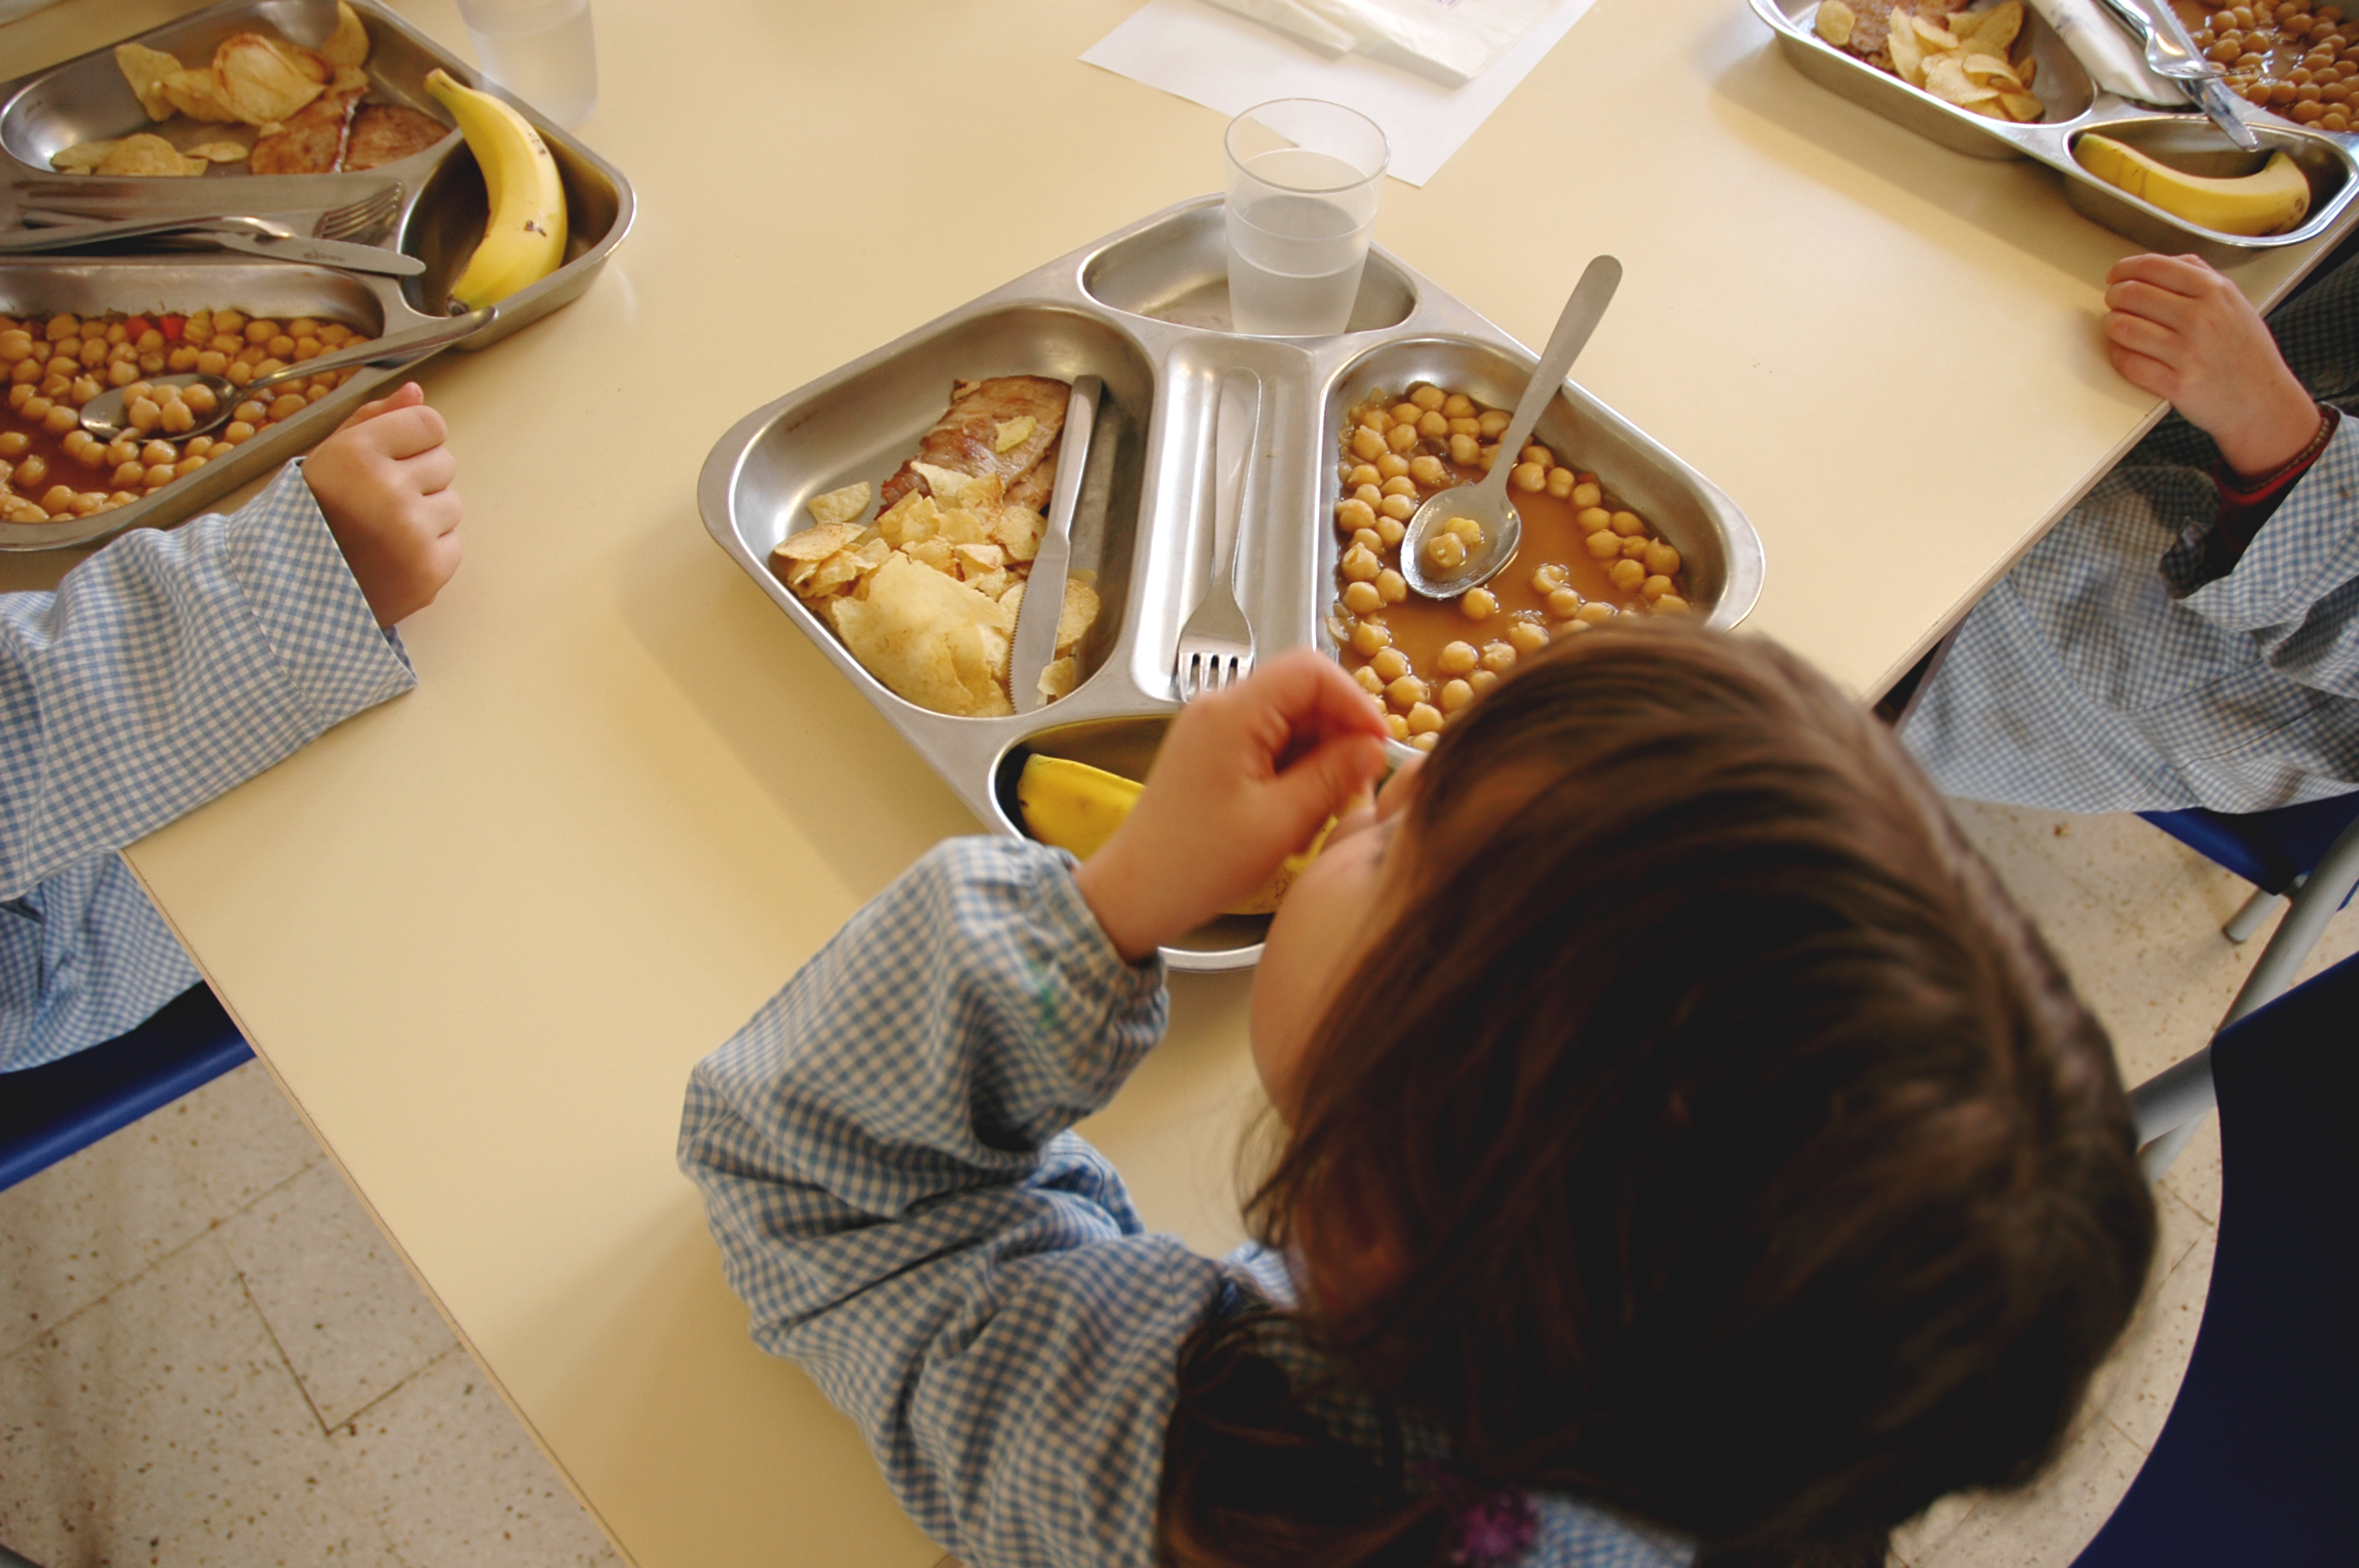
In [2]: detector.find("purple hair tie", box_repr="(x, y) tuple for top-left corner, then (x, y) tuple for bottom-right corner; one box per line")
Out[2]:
(1415, 1461), (1540, 1567)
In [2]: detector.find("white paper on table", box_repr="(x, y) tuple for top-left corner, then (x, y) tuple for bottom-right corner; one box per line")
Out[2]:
(1081, 0), (1601, 187)
(1209, 0), (1558, 85)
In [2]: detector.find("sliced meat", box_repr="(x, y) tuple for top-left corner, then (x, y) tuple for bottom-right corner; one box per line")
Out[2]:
(880, 376), (1069, 511)
(248, 84), (360, 176)
(1006, 430), (1062, 512)
(343, 104), (449, 171)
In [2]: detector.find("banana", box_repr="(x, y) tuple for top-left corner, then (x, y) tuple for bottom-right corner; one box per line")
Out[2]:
(1015, 754), (1328, 917)
(423, 68), (569, 310)
(2072, 135), (2310, 238)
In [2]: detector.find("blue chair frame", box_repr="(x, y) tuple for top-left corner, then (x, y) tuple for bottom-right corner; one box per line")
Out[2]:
(0, 984), (251, 1193)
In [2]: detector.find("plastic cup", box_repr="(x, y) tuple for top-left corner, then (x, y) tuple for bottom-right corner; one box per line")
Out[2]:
(1223, 99), (1389, 337)
(455, 0), (599, 128)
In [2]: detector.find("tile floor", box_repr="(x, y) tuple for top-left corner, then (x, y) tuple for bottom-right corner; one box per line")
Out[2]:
(1, 798), (2351, 1568)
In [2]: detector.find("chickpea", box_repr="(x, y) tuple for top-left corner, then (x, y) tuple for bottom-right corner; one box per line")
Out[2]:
(39, 484), (76, 514)
(1405, 700), (1444, 735)
(244, 320), (277, 345)
(60, 430), (96, 462)
(1411, 410), (1445, 440)
(0, 432), (23, 459)
(1354, 663), (1387, 696)
(9, 361), (39, 387)
(159, 401), (194, 434)
(320, 324), (353, 346)
(1518, 444), (1552, 470)
(1423, 531), (1467, 571)
(1351, 426), (1387, 461)
(1352, 484), (1384, 510)
(1379, 493), (1417, 522)
(226, 361), (255, 387)
(0, 499), (45, 524)
(1547, 587), (1585, 619)
(1469, 669), (1500, 695)
(1531, 563), (1568, 595)
(1376, 515), (1407, 549)
(1382, 475), (1418, 498)
(1655, 594), (1690, 615)
(15, 454), (49, 488)
(1459, 587), (1497, 620)
(1444, 515), (1484, 546)
(1510, 461), (1547, 492)
(1387, 675), (1430, 713)
(1343, 580), (1384, 615)
(45, 314), (79, 341)
(1347, 463), (1382, 488)
(1410, 385), (1446, 412)
(1477, 409), (1511, 438)
(220, 421), (256, 445)
(1358, 409), (1387, 435)
(104, 437), (137, 466)
(41, 403), (78, 435)
(1585, 528), (1621, 560)
(186, 437), (215, 459)
(1438, 677), (1474, 713)
(209, 333), (242, 355)
(1384, 422), (1419, 454)
(267, 393), (308, 423)
(106, 361), (139, 389)
(174, 455), (206, 479)
(1438, 641), (1480, 676)
(1341, 543), (1383, 582)
(184, 383), (220, 417)
(71, 492), (106, 517)
(1386, 713), (1412, 742)
(1352, 527), (1385, 554)
(1506, 619), (1549, 655)
(1552, 618), (1589, 638)
(1441, 393), (1475, 418)
(1575, 506), (1612, 532)
(1616, 535), (1648, 562)
(1408, 455), (1448, 488)
(1448, 433), (1481, 464)
(1377, 451), (1411, 479)
(1376, 568), (1408, 604)
(78, 339), (107, 369)
(18, 395), (52, 423)
(293, 338), (322, 361)
(1641, 574), (1674, 601)
(167, 347), (200, 373)
(144, 463), (176, 489)
(1371, 647), (1411, 681)
(253, 359), (287, 380)
(1636, 541), (1677, 577)
(1546, 467), (1576, 499)
(1470, 444), (1498, 471)
(0, 331), (30, 363)
(1610, 510), (1648, 537)
(1576, 601), (1618, 626)
(1571, 481), (1601, 509)
(1447, 417), (1481, 437)
(1609, 557), (1647, 592)
(1336, 497), (1378, 535)
(107, 459), (143, 489)
(1408, 731), (1440, 753)
(69, 374), (100, 405)
(140, 439), (176, 468)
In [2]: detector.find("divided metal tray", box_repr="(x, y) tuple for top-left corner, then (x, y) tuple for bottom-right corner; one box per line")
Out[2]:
(1753, 0), (2359, 257)
(0, 0), (634, 550)
(700, 196), (1766, 970)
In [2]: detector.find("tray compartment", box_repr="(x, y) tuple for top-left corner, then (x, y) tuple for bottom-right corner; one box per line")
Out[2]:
(2062, 114), (2356, 249)
(1081, 198), (1417, 336)
(0, 256), (404, 550)
(1318, 336), (1765, 638)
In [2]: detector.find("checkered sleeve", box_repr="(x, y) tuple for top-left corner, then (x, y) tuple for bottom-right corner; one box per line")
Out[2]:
(2166, 421), (2359, 697)
(681, 838), (1241, 1567)
(0, 462), (416, 898)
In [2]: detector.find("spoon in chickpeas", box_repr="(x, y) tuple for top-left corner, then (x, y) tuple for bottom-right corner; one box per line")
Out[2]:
(75, 306), (497, 442)
(1400, 256), (1621, 601)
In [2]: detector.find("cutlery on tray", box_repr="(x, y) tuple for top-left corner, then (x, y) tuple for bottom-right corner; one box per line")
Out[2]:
(1011, 375), (1103, 714)
(2094, 0), (2263, 150)
(3, 208), (422, 276)
(1173, 369), (1260, 699)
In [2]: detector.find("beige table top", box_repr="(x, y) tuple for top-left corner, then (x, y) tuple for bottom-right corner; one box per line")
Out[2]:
(2, 0), (2346, 1562)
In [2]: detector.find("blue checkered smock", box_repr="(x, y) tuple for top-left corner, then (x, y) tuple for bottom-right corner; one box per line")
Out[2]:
(0, 465), (416, 1072)
(1902, 257), (2359, 813)
(679, 837), (1692, 1568)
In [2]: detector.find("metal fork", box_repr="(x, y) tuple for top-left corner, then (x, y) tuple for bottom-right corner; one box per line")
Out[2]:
(1174, 370), (1260, 699)
(312, 185), (402, 244)
(11, 186), (403, 249)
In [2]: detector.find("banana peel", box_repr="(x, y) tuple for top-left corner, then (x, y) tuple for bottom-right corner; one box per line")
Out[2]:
(1015, 754), (1328, 916)
(2072, 135), (2310, 238)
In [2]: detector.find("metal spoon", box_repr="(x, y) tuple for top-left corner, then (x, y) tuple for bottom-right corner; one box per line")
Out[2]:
(77, 307), (496, 442)
(1400, 256), (1621, 600)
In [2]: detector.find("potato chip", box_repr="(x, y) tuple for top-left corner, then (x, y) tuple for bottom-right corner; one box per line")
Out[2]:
(993, 505), (1044, 563)
(215, 34), (329, 126)
(1910, 16), (1959, 49)
(876, 492), (940, 546)
(1038, 655), (1078, 703)
(96, 133), (207, 176)
(1888, 17), (1926, 85)
(936, 505), (989, 546)
(114, 43), (182, 121)
(1957, 0), (2023, 54)
(969, 568), (1011, 601)
(846, 538), (892, 576)
(954, 542), (1005, 578)
(834, 554), (1015, 717)
(321, 2), (372, 69)
(1056, 581), (1099, 654)
(162, 67), (241, 122)
(994, 415), (1036, 454)
(1961, 53), (2020, 88)
(910, 460), (972, 500)
(1813, 0), (1856, 47)
(187, 140), (250, 162)
(805, 550), (867, 597)
(1995, 90), (2044, 121)
(807, 481), (871, 527)
(999, 580), (1027, 615)
(49, 140), (118, 173)
(1923, 56), (1997, 105)
(907, 536), (957, 575)
(775, 520), (864, 563)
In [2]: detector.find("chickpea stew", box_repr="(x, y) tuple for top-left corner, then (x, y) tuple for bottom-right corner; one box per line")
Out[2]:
(1329, 381), (1689, 751)
(2186, 0), (2359, 132)
(0, 308), (372, 526)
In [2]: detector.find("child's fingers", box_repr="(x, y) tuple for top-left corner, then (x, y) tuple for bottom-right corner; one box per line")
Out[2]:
(347, 402), (449, 463)
(2106, 252), (2217, 299)
(398, 443), (458, 498)
(332, 379), (424, 435)
(1267, 731), (1390, 838)
(2103, 278), (2198, 330)
(2106, 342), (2177, 400)
(1245, 648), (1393, 752)
(2101, 310), (2183, 368)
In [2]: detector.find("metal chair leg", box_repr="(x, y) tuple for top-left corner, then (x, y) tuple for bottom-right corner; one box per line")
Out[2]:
(2221, 811), (2359, 1029)
(2223, 884), (2288, 942)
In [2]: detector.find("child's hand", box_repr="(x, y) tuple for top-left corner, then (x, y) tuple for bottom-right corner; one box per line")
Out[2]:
(2102, 253), (2321, 478)
(1074, 649), (1390, 964)
(301, 381), (461, 627)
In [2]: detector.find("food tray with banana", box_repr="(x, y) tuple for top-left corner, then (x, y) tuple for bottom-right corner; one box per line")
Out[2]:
(1752, 0), (2359, 256)
(700, 196), (1765, 970)
(0, 0), (632, 550)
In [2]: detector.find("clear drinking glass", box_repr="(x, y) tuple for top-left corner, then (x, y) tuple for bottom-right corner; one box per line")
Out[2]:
(1223, 99), (1389, 337)
(455, 0), (599, 128)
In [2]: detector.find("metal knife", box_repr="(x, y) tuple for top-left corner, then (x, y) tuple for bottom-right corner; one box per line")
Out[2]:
(201, 229), (426, 277)
(2, 212), (423, 275)
(2097, 0), (2262, 151)
(1011, 375), (1103, 714)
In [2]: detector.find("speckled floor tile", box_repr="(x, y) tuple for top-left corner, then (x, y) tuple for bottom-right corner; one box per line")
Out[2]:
(1911, 1413), (2148, 1568)
(329, 1350), (620, 1568)
(0, 1063), (316, 1362)
(0, 1235), (397, 1568)
(216, 1165), (456, 1432)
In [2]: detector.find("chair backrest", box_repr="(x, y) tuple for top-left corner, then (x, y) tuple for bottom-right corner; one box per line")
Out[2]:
(2137, 789), (2359, 897)
(2071, 951), (2359, 1566)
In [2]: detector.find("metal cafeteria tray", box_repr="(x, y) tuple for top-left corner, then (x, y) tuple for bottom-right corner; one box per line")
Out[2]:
(0, 0), (634, 550)
(1753, 0), (2359, 257)
(700, 195), (1765, 971)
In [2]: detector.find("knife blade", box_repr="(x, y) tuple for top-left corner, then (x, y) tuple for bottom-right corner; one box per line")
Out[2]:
(1011, 376), (1102, 714)
(2189, 71), (2263, 152)
(204, 230), (426, 277)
